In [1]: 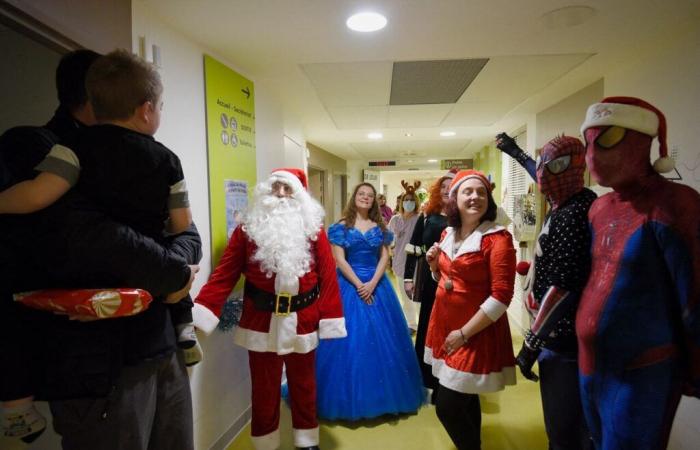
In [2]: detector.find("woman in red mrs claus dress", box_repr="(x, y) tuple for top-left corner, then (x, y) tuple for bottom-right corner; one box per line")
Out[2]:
(425, 169), (516, 450)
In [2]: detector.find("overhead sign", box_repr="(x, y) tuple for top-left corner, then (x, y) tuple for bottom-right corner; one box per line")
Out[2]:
(369, 160), (396, 167)
(440, 159), (473, 170)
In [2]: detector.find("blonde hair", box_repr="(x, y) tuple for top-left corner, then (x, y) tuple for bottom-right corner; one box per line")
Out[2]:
(86, 49), (163, 121)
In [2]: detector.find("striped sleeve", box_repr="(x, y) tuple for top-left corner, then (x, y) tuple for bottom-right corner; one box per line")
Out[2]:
(168, 178), (190, 209)
(34, 144), (81, 186)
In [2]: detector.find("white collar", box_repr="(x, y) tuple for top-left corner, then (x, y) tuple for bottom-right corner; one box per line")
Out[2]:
(439, 221), (504, 260)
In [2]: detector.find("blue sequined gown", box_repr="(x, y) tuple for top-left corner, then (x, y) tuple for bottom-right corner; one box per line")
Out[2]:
(315, 223), (425, 420)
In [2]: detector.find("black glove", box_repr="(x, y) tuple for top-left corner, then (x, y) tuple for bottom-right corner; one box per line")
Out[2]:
(515, 342), (540, 382)
(495, 132), (530, 166)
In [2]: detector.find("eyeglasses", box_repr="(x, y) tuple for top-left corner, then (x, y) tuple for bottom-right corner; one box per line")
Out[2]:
(536, 154), (571, 175)
(586, 126), (627, 149)
(357, 192), (375, 199)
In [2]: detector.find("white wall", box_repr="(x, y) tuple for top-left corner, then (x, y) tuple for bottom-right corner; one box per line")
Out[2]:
(346, 160), (365, 197)
(131, 3), (293, 449)
(604, 25), (700, 194)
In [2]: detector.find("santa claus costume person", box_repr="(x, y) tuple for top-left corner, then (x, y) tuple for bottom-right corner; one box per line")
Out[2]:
(194, 168), (346, 450)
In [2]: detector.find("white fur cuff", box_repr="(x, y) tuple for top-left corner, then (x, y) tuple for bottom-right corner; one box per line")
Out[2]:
(318, 318), (347, 339)
(293, 427), (319, 447)
(480, 296), (508, 321)
(251, 429), (280, 450)
(193, 303), (219, 335)
(405, 243), (423, 256)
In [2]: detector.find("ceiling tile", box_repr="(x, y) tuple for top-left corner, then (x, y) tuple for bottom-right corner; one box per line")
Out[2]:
(327, 106), (388, 129)
(300, 61), (392, 107)
(441, 102), (506, 127)
(387, 104), (454, 128)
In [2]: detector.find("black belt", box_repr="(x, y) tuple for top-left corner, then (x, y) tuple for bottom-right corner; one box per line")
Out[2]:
(245, 281), (320, 315)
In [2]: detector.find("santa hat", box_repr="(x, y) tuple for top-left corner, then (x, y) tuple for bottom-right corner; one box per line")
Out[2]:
(268, 168), (308, 193)
(580, 96), (674, 173)
(449, 169), (492, 196)
(444, 167), (459, 180)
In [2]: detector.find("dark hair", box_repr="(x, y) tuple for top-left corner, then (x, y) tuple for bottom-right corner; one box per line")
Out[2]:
(424, 176), (451, 216)
(86, 49), (163, 121)
(445, 186), (498, 228)
(339, 183), (386, 231)
(397, 191), (421, 215)
(56, 49), (101, 111)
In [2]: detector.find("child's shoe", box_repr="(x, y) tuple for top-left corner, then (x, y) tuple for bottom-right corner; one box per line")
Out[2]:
(2, 401), (47, 443)
(177, 323), (203, 366)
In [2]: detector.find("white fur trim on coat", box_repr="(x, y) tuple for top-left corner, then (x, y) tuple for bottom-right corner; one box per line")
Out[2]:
(193, 303), (219, 335)
(251, 429), (280, 450)
(293, 427), (319, 447)
(318, 317), (347, 339)
(581, 102), (659, 137)
(425, 350), (516, 393)
(439, 221), (505, 260)
(480, 296), (508, 321)
(233, 321), (320, 355)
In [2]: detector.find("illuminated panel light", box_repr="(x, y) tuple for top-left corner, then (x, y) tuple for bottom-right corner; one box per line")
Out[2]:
(347, 12), (387, 32)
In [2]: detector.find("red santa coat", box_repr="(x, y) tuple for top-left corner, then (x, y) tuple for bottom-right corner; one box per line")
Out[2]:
(425, 222), (517, 393)
(194, 225), (346, 354)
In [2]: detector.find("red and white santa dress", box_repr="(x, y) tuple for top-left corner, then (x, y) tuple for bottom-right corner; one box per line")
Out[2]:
(425, 221), (517, 393)
(193, 168), (346, 450)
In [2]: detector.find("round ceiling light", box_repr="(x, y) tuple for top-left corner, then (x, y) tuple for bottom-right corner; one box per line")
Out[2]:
(367, 132), (383, 139)
(346, 12), (387, 32)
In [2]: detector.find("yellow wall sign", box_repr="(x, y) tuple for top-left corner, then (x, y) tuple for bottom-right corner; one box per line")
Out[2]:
(203, 54), (256, 267)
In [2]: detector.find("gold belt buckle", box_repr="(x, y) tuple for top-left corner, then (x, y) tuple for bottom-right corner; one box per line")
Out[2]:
(274, 292), (293, 316)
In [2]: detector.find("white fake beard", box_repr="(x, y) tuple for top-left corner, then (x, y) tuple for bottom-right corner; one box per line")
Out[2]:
(242, 187), (324, 286)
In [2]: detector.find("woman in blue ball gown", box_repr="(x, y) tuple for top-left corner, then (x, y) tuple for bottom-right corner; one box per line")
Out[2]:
(315, 182), (425, 421)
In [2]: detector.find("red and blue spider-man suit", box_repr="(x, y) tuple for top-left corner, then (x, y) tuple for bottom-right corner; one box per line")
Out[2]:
(578, 97), (700, 450)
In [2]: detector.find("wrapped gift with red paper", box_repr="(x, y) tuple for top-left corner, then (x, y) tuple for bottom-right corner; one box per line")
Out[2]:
(13, 288), (153, 319)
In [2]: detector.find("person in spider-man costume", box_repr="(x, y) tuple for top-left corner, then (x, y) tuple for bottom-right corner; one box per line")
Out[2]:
(496, 133), (595, 450)
(578, 97), (700, 450)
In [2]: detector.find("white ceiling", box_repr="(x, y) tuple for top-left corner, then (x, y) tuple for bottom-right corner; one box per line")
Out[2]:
(139, 0), (700, 168)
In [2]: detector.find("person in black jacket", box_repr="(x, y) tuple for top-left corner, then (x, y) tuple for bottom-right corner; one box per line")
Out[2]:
(0, 49), (198, 449)
(496, 133), (595, 450)
(403, 169), (456, 401)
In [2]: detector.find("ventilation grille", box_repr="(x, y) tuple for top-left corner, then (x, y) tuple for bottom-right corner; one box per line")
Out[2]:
(390, 58), (489, 105)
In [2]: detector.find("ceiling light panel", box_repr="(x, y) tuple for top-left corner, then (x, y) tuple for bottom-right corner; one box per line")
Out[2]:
(390, 58), (489, 105)
(346, 12), (387, 32)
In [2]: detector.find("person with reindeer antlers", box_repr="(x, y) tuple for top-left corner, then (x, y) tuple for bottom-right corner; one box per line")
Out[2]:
(388, 180), (423, 334)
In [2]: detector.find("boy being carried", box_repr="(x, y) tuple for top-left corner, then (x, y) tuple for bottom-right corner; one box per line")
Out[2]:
(0, 50), (202, 442)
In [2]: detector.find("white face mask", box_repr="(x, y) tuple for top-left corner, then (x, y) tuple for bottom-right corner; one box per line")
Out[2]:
(403, 201), (416, 212)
